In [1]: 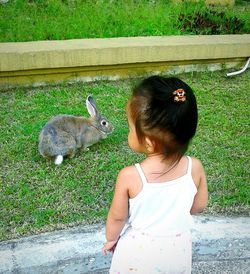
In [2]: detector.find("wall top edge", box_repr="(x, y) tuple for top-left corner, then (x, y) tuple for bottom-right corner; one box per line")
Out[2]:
(1, 35), (250, 53)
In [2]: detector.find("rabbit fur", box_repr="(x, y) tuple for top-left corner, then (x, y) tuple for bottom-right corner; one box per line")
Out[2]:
(38, 95), (113, 165)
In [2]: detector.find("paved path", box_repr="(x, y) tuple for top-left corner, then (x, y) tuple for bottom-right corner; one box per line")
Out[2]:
(0, 216), (249, 274)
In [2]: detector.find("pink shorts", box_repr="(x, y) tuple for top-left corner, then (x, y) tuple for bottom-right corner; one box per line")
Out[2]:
(110, 228), (192, 274)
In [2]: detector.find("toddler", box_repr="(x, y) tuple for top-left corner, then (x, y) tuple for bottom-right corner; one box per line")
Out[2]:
(102, 76), (208, 274)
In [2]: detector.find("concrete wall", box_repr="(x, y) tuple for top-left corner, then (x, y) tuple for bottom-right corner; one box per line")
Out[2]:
(0, 35), (249, 89)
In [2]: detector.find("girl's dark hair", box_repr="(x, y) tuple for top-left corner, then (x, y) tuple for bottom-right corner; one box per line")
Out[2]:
(129, 75), (198, 159)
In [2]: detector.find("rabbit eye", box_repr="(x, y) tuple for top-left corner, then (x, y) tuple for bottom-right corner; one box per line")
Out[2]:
(101, 120), (108, 126)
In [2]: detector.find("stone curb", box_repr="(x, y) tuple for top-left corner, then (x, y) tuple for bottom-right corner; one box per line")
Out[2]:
(0, 216), (249, 273)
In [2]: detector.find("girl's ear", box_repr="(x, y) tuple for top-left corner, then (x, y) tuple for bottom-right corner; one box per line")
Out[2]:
(145, 137), (155, 153)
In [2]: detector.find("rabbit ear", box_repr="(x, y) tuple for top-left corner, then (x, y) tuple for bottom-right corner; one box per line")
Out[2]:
(86, 95), (98, 117)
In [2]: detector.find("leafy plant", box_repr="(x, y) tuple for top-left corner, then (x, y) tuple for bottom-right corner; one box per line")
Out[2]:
(177, 9), (248, 35)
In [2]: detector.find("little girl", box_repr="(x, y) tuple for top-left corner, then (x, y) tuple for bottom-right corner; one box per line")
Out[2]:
(102, 76), (208, 274)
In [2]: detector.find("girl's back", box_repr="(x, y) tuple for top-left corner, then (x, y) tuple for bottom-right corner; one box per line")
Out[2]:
(126, 156), (197, 237)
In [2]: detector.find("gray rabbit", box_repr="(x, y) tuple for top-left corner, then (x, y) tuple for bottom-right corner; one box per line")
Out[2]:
(38, 95), (113, 165)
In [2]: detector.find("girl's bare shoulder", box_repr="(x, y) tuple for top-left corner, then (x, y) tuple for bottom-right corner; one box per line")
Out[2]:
(190, 157), (205, 170)
(117, 165), (139, 182)
(117, 165), (142, 198)
(189, 157), (206, 188)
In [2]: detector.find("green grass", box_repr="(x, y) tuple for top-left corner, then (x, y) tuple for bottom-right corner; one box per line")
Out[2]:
(0, 70), (249, 241)
(0, 0), (249, 42)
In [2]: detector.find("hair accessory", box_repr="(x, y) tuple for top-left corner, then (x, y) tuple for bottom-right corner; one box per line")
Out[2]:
(173, 89), (186, 103)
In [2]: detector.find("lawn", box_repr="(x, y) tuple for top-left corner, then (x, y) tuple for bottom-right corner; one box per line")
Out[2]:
(0, 0), (249, 42)
(0, 70), (249, 241)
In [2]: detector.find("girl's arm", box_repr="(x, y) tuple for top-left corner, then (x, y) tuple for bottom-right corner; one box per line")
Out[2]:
(190, 158), (208, 214)
(102, 168), (129, 255)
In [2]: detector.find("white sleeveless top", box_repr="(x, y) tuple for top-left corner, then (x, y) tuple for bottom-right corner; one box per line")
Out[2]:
(126, 156), (197, 237)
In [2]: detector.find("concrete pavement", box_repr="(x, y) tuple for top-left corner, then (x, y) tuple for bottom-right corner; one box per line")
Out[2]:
(0, 215), (249, 274)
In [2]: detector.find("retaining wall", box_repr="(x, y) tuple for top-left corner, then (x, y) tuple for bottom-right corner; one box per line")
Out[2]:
(0, 35), (249, 89)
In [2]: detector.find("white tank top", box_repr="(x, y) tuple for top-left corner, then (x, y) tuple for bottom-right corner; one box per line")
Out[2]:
(127, 156), (197, 237)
